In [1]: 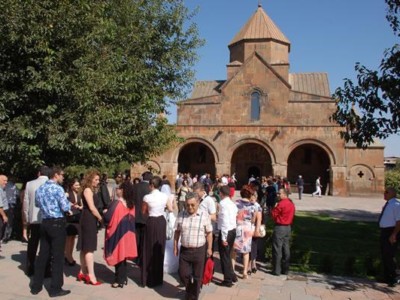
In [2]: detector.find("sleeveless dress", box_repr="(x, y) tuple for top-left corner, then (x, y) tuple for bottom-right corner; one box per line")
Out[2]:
(77, 191), (100, 252)
(234, 199), (255, 253)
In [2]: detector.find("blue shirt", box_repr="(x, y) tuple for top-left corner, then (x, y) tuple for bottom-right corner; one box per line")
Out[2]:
(0, 188), (7, 210)
(35, 180), (70, 219)
(379, 197), (400, 228)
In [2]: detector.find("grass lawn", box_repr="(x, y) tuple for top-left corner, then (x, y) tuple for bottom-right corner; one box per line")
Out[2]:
(264, 211), (385, 280)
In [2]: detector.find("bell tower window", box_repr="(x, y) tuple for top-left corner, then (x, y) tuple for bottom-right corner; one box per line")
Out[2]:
(251, 91), (261, 121)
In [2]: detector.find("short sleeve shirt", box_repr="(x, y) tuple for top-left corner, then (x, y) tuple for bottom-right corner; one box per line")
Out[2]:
(380, 198), (400, 228)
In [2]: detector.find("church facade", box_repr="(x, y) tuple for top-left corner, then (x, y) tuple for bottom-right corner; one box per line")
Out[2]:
(133, 5), (384, 196)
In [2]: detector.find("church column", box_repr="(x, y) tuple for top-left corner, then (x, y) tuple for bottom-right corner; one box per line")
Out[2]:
(272, 163), (287, 178)
(215, 162), (230, 177)
(330, 166), (346, 196)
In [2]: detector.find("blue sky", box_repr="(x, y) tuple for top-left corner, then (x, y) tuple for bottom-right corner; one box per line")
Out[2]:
(167, 0), (399, 156)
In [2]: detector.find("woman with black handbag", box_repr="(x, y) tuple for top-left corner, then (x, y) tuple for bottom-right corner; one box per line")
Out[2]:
(64, 178), (82, 266)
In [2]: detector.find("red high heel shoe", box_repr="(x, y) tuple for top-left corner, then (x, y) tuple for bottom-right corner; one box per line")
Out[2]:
(77, 272), (89, 282)
(85, 280), (102, 286)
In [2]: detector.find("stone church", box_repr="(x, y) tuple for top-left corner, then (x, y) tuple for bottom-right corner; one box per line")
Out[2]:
(133, 4), (384, 196)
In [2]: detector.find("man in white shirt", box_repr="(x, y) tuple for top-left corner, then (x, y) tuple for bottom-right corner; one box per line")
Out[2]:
(193, 182), (217, 254)
(379, 187), (400, 287)
(217, 186), (238, 287)
(312, 176), (322, 197)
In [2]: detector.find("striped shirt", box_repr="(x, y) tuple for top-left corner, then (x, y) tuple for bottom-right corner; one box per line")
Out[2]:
(175, 210), (212, 248)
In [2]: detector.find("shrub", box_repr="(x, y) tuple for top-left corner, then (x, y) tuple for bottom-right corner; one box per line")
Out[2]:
(385, 169), (400, 194)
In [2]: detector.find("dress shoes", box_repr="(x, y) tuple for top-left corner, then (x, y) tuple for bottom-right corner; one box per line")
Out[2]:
(217, 280), (233, 287)
(30, 288), (42, 295)
(49, 289), (71, 298)
(0, 255), (5, 260)
(26, 268), (34, 277)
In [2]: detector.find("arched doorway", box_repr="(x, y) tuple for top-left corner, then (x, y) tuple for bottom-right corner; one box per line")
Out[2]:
(178, 142), (216, 178)
(287, 144), (331, 194)
(231, 143), (272, 188)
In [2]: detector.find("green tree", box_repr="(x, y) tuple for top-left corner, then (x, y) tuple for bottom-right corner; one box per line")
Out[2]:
(0, 0), (201, 178)
(331, 0), (400, 148)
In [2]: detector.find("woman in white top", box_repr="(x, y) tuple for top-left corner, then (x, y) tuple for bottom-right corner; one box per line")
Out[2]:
(141, 176), (173, 287)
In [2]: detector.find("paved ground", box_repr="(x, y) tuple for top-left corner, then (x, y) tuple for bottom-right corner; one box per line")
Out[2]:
(1, 193), (399, 300)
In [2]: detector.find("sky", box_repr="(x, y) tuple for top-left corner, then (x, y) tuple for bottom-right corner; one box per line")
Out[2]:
(167, 0), (399, 157)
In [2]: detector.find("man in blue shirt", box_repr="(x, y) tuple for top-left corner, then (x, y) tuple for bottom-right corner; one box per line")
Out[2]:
(30, 167), (71, 297)
(379, 187), (400, 287)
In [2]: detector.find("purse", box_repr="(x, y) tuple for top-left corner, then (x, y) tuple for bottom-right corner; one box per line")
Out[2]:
(165, 212), (174, 240)
(258, 224), (266, 238)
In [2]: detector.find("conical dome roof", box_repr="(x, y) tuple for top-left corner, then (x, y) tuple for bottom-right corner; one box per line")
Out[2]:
(229, 4), (290, 49)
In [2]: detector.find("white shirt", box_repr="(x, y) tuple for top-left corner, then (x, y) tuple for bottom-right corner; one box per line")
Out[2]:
(221, 176), (228, 185)
(218, 197), (238, 241)
(199, 194), (216, 216)
(144, 189), (168, 217)
(380, 197), (400, 228)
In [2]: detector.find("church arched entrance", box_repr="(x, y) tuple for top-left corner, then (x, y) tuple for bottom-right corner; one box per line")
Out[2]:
(178, 142), (216, 178)
(231, 143), (272, 188)
(287, 144), (331, 194)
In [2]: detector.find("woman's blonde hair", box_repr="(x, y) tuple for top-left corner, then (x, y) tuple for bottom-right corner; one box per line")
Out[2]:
(81, 169), (101, 192)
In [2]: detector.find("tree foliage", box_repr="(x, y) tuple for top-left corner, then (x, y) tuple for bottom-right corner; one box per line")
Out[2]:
(0, 0), (201, 178)
(331, 0), (400, 148)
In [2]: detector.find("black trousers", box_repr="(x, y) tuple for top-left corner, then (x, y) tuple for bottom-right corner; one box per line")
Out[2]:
(3, 207), (14, 241)
(218, 229), (236, 283)
(27, 223), (41, 275)
(115, 260), (127, 284)
(272, 225), (291, 275)
(31, 218), (66, 293)
(135, 222), (146, 267)
(179, 245), (206, 300)
(380, 227), (399, 283)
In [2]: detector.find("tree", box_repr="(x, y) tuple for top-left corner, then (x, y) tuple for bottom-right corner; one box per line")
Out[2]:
(331, 0), (400, 148)
(0, 0), (201, 178)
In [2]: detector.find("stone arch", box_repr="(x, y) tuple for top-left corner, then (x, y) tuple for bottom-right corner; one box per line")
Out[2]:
(287, 140), (333, 194)
(131, 160), (161, 178)
(349, 164), (375, 194)
(176, 139), (217, 178)
(230, 139), (275, 188)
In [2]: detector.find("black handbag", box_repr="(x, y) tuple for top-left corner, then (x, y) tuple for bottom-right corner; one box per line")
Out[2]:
(66, 207), (81, 223)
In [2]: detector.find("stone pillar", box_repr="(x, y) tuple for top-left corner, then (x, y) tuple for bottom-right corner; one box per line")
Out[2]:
(216, 162), (230, 177)
(272, 163), (287, 178)
(330, 166), (347, 196)
(373, 166), (385, 194)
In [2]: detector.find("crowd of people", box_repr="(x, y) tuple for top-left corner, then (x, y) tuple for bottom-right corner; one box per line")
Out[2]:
(0, 167), (326, 299)
(0, 167), (302, 298)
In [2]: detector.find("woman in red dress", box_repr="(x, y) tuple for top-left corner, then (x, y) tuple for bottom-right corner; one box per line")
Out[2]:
(104, 181), (137, 288)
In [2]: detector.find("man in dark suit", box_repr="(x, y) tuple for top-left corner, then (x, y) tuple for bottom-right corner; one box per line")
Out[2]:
(23, 166), (50, 276)
(133, 171), (153, 267)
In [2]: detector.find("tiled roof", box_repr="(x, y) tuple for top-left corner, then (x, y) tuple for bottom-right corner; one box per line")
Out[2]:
(229, 5), (290, 47)
(289, 73), (331, 97)
(190, 80), (224, 99)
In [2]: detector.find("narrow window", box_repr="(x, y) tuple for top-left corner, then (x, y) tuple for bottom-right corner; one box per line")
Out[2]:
(251, 91), (260, 121)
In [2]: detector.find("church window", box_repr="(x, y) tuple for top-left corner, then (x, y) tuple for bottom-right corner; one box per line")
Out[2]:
(251, 91), (261, 121)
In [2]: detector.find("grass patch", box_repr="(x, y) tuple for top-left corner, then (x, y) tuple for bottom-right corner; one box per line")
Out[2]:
(264, 211), (385, 280)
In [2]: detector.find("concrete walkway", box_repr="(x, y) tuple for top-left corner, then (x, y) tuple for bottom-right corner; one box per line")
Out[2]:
(0, 194), (399, 300)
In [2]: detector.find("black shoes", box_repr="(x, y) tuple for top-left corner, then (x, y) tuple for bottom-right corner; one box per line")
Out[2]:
(49, 289), (71, 298)
(30, 288), (42, 295)
(217, 280), (233, 287)
(388, 278), (400, 287)
(64, 258), (76, 266)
